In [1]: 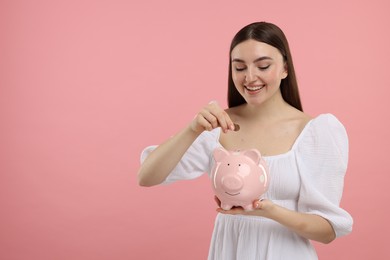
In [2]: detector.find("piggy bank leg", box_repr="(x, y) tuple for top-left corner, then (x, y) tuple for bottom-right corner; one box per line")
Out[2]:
(243, 204), (254, 211)
(221, 203), (233, 210)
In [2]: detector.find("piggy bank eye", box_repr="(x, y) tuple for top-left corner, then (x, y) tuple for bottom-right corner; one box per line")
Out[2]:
(227, 163), (230, 166)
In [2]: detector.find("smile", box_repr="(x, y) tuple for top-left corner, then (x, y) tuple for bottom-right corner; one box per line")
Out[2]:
(225, 192), (240, 196)
(244, 85), (265, 92)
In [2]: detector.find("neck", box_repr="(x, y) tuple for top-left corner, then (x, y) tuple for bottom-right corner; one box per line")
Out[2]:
(241, 91), (292, 122)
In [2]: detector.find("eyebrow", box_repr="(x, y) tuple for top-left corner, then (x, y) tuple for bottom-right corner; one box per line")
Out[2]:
(231, 56), (273, 63)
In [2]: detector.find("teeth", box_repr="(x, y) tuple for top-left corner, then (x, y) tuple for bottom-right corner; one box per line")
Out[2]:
(246, 85), (263, 91)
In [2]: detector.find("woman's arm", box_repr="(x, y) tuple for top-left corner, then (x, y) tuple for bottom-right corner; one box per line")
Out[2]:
(262, 201), (335, 244)
(216, 199), (335, 244)
(138, 102), (235, 187)
(137, 125), (201, 186)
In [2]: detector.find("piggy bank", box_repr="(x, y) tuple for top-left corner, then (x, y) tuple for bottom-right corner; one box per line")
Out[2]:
(211, 147), (269, 211)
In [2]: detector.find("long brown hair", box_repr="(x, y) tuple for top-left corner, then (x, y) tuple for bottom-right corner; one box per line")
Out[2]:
(227, 22), (303, 111)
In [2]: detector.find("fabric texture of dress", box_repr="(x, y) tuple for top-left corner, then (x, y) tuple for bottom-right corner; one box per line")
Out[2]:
(140, 114), (353, 260)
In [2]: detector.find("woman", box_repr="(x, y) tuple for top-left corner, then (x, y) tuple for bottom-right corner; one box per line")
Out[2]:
(138, 22), (353, 260)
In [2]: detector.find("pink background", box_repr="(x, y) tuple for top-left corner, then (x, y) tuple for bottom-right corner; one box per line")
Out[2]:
(1, 0), (389, 259)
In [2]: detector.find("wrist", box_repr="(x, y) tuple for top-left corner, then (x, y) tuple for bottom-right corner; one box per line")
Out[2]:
(184, 123), (203, 139)
(187, 121), (205, 136)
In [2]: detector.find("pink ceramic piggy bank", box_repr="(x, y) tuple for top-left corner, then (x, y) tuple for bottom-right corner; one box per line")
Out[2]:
(211, 147), (269, 211)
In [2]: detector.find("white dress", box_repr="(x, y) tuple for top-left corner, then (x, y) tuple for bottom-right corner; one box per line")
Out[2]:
(141, 114), (353, 260)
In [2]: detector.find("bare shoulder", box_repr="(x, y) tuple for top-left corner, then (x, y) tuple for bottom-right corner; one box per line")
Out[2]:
(287, 108), (313, 132)
(294, 110), (312, 126)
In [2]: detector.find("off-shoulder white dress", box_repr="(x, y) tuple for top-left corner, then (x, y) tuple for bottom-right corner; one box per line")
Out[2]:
(141, 114), (353, 260)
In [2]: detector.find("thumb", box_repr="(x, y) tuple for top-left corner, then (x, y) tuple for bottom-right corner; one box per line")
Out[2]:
(253, 199), (264, 209)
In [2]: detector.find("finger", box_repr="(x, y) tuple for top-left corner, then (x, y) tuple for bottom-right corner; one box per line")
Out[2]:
(209, 103), (235, 132)
(208, 104), (231, 132)
(200, 109), (219, 129)
(253, 199), (264, 209)
(207, 103), (223, 129)
(198, 103), (235, 132)
(219, 111), (238, 132)
(196, 114), (213, 131)
(213, 110), (229, 133)
(223, 111), (235, 131)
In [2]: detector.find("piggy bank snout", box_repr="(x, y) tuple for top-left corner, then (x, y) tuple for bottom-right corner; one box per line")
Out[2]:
(221, 175), (243, 193)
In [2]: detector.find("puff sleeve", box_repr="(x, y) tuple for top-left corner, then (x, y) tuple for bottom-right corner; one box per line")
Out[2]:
(140, 129), (220, 185)
(296, 114), (353, 237)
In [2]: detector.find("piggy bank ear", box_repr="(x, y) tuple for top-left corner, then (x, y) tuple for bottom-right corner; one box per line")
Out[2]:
(243, 149), (261, 164)
(213, 147), (229, 161)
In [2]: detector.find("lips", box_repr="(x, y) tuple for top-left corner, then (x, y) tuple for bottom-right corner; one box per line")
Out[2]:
(244, 85), (265, 92)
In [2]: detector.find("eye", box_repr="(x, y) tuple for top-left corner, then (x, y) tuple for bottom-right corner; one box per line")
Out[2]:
(227, 163), (230, 166)
(234, 67), (246, 72)
(258, 65), (270, 70)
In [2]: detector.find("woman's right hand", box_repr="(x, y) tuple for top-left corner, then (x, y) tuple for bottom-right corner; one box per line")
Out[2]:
(191, 101), (236, 134)
(138, 101), (236, 187)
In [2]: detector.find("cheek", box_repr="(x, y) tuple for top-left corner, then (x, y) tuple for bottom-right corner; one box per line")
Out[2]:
(238, 164), (251, 177)
(232, 73), (246, 94)
(232, 70), (244, 83)
(264, 69), (283, 86)
(232, 74), (243, 92)
(266, 68), (279, 78)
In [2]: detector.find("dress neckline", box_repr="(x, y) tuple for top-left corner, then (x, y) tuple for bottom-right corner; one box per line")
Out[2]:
(215, 115), (322, 160)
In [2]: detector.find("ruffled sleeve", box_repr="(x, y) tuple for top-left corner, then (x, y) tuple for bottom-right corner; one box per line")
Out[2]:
(296, 114), (353, 237)
(140, 129), (221, 185)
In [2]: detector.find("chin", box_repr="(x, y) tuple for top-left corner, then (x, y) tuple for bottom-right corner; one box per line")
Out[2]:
(245, 98), (266, 107)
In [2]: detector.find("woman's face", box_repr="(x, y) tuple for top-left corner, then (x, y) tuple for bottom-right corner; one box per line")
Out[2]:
(231, 39), (288, 106)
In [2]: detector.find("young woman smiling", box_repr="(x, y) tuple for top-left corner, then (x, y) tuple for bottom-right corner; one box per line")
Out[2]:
(138, 22), (353, 260)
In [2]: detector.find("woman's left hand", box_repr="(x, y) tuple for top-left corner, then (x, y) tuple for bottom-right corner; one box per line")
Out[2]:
(214, 195), (336, 243)
(215, 196), (275, 217)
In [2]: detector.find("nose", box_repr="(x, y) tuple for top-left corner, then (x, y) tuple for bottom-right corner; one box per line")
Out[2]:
(245, 66), (257, 83)
(222, 175), (243, 193)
